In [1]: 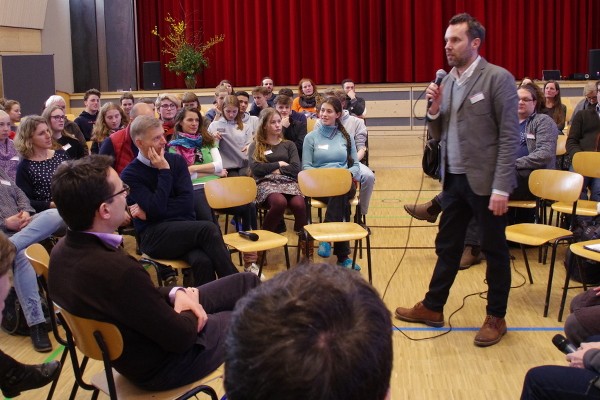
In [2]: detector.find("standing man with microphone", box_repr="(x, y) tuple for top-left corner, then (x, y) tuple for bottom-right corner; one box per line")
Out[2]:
(395, 13), (520, 347)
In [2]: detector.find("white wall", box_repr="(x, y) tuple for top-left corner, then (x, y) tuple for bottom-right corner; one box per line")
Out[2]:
(41, 0), (74, 93)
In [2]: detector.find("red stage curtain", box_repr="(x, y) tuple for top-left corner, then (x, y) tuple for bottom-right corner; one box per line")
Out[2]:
(136, 0), (600, 89)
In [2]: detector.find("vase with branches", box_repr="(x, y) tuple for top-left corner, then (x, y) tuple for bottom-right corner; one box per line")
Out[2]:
(151, 14), (225, 88)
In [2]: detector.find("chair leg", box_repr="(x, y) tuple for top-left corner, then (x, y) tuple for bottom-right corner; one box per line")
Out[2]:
(284, 244), (290, 270)
(558, 257), (573, 322)
(520, 245), (534, 284)
(366, 233), (373, 284)
(543, 241), (561, 317)
(45, 346), (68, 400)
(257, 251), (266, 278)
(351, 240), (359, 271)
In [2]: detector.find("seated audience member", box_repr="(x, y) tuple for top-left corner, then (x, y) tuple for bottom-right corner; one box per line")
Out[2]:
(404, 83), (557, 268)
(155, 94), (180, 141)
(274, 94), (307, 158)
(0, 110), (19, 181)
(235, 91), (259, 134)
(321, 89), (375, 216)
(248, 108), (309, 257)
(99, 103), (155, 174)
(218, 79), (234, 95)
(570, 81), (598, 125)
(5, 100), (21, 134)
(138, 97), (157, 113)
(564, 287), (600, 347)
(566, 80), (600, 201)
(0, 233), (61, 397)
(49, 155), (260, 391)
(292, 78), (324, 119)
(120, 92), (135, 118)
(541, 80), (567, 132)
(225, 262), (393, 400)
(44, 95), (89, 156)
(120, 116), (243, 284)
(278, 87), (295, 98)
(42, 105), (86, 160)
(303, 97), (361, 270)
(74, 88), (101, 141)
(14, 116), (69, 212)
(207, 95), (254, 177)
(181, 92), (202, 113)
(204, 85), (229, 123)
(261, 76), (275, 106)
(0, 166), (64, 352)
(341, 79), (367, 118)
(90, 103), (128, 154)
(249, 86), (270, 117)
(168, 107), (226, 222)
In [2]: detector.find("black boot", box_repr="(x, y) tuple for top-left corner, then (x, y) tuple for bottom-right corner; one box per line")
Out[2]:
(29, 323), (52, 353)
(0, 360), (61, 398)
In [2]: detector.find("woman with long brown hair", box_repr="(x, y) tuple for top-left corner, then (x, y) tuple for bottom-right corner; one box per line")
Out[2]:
(90, 102), (129, 154)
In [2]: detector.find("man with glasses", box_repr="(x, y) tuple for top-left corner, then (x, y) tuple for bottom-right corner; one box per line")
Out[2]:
(155, 94), (180, 142)
(49, 154), (259, 391)
(570, 81), (600, 125)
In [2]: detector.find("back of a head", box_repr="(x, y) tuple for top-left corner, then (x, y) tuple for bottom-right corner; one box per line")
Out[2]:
(224, 263), (392, 400)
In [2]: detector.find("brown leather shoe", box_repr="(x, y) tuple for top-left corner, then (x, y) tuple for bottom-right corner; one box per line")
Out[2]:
(474, 315), (507, 347)
(459, 245), (482, 270)
(404, 198), (442, 223)
(395, 302), (444, 327)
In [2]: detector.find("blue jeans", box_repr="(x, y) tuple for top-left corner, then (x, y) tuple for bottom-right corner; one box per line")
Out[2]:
(8, 209), (64, 326)
(359, 163), (375, 215)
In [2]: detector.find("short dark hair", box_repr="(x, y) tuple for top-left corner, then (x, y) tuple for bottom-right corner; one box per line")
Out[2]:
(449, 13), (485, 44)
(234, 91), (250, 100)
(52, 155), (115, 231)
(224, 262), (392, 400)
(84, 88), (101, 101)
(119, 92), (134, 103)
(273, 94), (292, 107)
(341, 78), (354, 87)
(278, 88), (294, 98)
(252, 86), (269, 96)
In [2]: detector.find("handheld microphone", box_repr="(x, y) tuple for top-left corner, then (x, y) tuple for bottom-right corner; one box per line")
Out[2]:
(427, 69), (447, 109)
(238, 230), (259, 241)
(552, 334), (577, 354)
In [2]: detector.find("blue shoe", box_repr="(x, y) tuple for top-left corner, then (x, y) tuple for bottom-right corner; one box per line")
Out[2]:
(317, 242), (331, 258)
(337, 258), (361, 271)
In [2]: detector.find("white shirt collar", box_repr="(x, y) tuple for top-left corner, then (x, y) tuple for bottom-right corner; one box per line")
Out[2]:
(450, 56), (482, 87)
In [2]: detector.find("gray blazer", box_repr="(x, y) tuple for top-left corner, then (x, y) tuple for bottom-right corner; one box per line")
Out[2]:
(428, 58), (520, 196)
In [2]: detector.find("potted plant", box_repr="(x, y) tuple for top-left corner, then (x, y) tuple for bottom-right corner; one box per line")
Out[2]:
(152, 14), (224, 88)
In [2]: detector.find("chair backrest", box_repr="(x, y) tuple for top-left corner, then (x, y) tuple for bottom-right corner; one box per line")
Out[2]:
(298, 168), (352, 198)
(204, 176), (257, 209)
(55, 306), (124, 362)
(572, 151), (600, 179)
(307, 118), (317, 133)
(528, 169), (583, 203)
(24, 243), (50, 281)
(556, 135), (567, 156)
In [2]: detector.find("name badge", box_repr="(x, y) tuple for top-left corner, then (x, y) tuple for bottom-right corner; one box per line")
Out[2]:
(217, 128), (226, 133)
(469, 92), (485, 104)
(62, 143), (72, 151)
(526, 133), (535, 140)
(0, 179), (10, 186)
(10, 156), (18, 161)
(318, 144), (329, 150)
(264, 150), (273, 155)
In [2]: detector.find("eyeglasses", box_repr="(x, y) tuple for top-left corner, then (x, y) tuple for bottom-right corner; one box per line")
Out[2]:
(160, 103), (177, 109)
(50, 115), (65, 121)
(587, 93), (598, 102)
(103, 183), (130, 202)
(519, 98), (534, 102)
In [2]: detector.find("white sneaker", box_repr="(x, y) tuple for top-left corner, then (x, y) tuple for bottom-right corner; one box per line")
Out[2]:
(244, 263), (265, 281)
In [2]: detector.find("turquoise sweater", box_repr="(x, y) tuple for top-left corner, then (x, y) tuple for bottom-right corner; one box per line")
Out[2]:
(302, 125), (360, 179)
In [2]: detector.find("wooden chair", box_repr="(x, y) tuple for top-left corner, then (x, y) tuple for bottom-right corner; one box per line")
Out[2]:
(505, 169), (583, 317)
(552, 152), (600, 221)
(298, 168), (372, 283)
(54, 306), (220, 400)
(204, 176), (290, 278)
(24, 244), (66, 400)
(306, 118), (317, 133)
(560, 239), (600, 321)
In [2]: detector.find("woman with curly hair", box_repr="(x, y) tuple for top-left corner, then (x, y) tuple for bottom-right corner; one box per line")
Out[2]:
(90, 102), (129, 154)
(292, 78), (324, 119)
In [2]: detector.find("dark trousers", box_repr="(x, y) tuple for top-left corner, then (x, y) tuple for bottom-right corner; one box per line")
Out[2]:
(316, 184), (356, 259)
(423, 173), (511, 317)
(140, 220), (238, 285)
(136, 272), (260, 391)
(521, 365), (600, 399)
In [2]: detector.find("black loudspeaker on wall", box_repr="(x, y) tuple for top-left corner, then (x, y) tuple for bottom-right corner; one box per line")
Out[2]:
(143, 61), (162, 90)
(590, 49), (600, 80)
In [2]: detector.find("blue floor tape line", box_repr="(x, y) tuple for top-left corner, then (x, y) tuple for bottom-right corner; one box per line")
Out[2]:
(394, 326), (564, 332)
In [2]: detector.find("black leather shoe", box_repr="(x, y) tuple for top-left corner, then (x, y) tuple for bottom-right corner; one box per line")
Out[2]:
(29, 323), (52, 353)
(1, 360), (61, 398)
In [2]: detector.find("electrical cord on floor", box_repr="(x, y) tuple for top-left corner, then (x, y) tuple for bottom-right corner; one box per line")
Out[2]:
(392, 249), (529, 341)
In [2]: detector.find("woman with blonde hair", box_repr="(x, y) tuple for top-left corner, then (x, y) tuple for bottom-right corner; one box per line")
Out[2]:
(42, 105), (86, 159)
(14, 116), (69, 211)
(90, 102), (128, 154)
